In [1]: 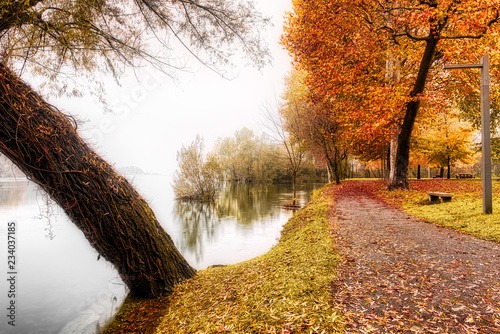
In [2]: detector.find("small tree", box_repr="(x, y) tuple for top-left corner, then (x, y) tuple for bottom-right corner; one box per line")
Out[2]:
(173, 136), (224, 201)
(413, 110), (475, 178)
(214, 128), (283, 183)
(262, 101), (308, 207)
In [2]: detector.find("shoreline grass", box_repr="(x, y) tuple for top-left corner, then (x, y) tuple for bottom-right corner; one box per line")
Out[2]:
(368, 179), (500, 243)
(103, 186), (342, 334)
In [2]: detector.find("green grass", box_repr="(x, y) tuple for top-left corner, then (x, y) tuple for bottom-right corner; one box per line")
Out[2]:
(404, 197), (500, 242)
(371, 179), (500, 243)
(103, 186), (342, 334)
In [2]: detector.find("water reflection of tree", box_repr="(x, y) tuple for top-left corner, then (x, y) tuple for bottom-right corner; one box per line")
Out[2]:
(173, 182), (325, 264)
(173, 201), (221, 262)
(173, 184), (284, 262)
(217, 183), (285, 225)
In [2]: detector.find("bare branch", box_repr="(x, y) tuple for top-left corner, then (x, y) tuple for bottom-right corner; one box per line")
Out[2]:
(0, 0), (271, 90)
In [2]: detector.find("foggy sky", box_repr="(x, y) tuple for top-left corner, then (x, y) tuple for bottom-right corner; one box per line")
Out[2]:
(50, 0), (293, 177)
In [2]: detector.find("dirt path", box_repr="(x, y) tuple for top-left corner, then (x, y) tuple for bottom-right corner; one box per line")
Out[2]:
(330, 185), (500, 333)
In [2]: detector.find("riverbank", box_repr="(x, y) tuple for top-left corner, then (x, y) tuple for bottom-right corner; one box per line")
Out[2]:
(103, 186), (342, 333)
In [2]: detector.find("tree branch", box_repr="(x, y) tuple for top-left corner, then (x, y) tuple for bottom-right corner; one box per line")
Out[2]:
(0, 0), (44, 32)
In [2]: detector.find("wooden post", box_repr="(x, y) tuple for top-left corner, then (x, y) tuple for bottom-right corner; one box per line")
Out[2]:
(444, 55), (492, 214)
(481, 55), (492, 214)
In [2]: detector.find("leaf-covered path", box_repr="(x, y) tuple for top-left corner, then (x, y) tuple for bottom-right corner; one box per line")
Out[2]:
(330, 184), (500, 333)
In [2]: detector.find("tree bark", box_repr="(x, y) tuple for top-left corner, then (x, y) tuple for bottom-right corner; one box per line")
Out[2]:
(0, 64), (196, 298)
(334, 150), (341, 185)
(388, 33), (440, 190)
(447, 156), (451, 179)
(325, 155), (340, 185)
(388, 130), (398, 183)
(332, 160), (341, 185)
(328, 147), (344, 185)
(381, 145), (386, 179)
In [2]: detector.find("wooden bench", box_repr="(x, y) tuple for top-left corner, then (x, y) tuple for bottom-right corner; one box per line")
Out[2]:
(457, 173), (473, 179)
(427, 192), (453, 203)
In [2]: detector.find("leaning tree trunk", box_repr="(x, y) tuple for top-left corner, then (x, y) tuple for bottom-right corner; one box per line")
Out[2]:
(0, 64), (195, 298)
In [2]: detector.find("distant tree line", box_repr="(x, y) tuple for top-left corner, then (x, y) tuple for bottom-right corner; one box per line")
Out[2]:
(215, 128), (325, 184)
(172, 128), (327, 201)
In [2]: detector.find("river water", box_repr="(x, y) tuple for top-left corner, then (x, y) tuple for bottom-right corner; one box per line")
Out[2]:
(0, 175), (324, 334)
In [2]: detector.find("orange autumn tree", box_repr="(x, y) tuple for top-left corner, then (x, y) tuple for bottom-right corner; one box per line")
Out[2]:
(412, 108), (475, 178)
(282, 0), (500, 189)
(280, 69), (350, 185)
(282, 0), (398, 157)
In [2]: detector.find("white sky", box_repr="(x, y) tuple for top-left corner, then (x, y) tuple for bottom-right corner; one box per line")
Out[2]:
(50, 0), (293, 176)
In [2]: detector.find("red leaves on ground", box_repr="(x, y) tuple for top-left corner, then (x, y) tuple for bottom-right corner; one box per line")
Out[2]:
(330, 182), (500, 333)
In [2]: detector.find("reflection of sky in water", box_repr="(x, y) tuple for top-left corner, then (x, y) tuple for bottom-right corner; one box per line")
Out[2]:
(0, 179), (126, 334)
(0, 176), (324, 333)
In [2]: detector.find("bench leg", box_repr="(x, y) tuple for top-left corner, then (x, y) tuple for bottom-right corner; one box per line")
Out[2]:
(429, 195), (440, 202)
(442, 196), (452, 203)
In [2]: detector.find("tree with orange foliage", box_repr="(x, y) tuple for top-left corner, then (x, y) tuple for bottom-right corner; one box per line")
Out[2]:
(282, 0), (500, 189)
(280, 70), (349, 185)
(412, 109), (475, 178)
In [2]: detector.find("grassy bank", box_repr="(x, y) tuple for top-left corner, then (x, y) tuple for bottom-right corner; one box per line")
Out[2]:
(104, 186), (342, 334)
(368, 179), (500, 243)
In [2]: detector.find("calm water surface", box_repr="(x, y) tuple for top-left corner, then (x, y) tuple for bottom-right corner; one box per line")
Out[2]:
(0, 175), (324, 334)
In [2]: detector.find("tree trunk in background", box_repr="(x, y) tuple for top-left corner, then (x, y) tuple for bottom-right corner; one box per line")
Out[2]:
(381, 146), (386, 179)
(447, 156), (451, 179)
(329, 154), (341, 185)
(386, 147), (391, 179)
(344, 156), (349, 179)
(388, 131), (398, 184)
(333, 162), (341, 185)
(0, 64), (195, 298)
(417, 165), (421, 180)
